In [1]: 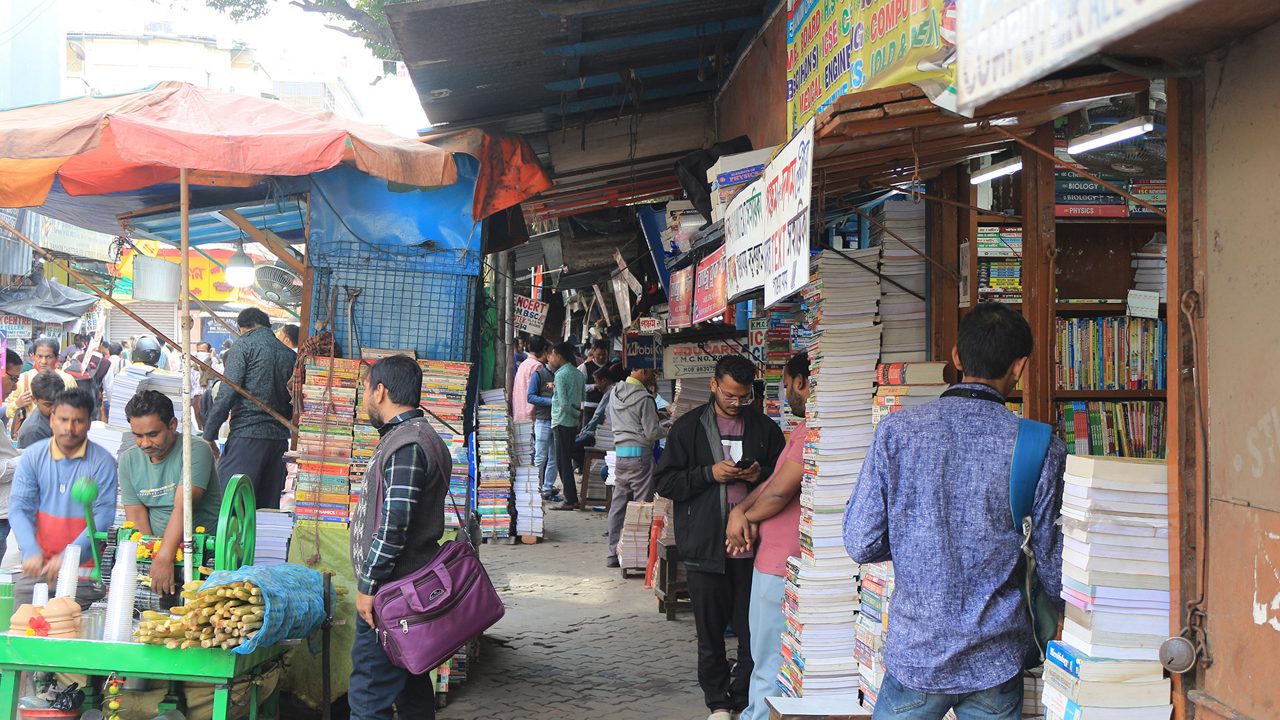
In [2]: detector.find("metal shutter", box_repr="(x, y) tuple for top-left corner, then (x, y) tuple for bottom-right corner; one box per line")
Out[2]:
(105, 301), (178, 343)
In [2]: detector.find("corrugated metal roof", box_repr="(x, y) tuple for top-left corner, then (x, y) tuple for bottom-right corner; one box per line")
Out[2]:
(387, 0), (768, 135)
(123, 198), (305, 246)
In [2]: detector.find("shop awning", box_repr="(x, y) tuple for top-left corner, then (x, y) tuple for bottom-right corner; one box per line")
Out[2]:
(812, 71), (1149, 194)
(0, 81), (458, 208)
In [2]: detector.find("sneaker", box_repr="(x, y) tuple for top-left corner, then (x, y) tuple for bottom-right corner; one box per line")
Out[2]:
(707, 711), (733, 720)
(543, 493), (564, 503)
(606, 557), (620, 568)
(549, 502), (580, 511)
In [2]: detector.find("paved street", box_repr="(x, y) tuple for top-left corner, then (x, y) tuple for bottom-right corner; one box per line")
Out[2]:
(440, 508), (720, 720)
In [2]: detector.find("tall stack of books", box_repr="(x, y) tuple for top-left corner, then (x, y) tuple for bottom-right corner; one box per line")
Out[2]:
(296, 359), (360, 525)
(512, 418), (542, 538)
(1057, 401), (1167, 459)
(1054, 316), (1166, 391)
(1050, 455), (1172, 719)
(761, 303), (803, 432)
(875, 198), (928, 362)
(671, 380), (712, 421)
(1132, 234), (1168, 302)
(870, 362), (947, 427)
(1127, 179), (1168, 218)
(255, 510), (294, 566)
(778, 248), (880, 700)
(616, 501), (653, 570)
(419, 360), (473, 531)
(1055, 142), (1128, 218)
(855, 560), (893, 709)
(476, 395), (513, 539)
(977, 225), (1023, 304)
(107, 365), (186, 433)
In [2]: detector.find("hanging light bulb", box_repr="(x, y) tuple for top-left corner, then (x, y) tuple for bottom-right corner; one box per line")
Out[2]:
(225, 240), (256, 289)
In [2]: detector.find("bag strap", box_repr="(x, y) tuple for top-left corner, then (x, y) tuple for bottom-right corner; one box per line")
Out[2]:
(1010, 419), (1052, 528)
(419, 406), (470, 540)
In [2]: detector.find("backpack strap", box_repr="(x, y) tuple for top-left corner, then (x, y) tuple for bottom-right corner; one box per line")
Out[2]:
(1010, 419), (1052, 527)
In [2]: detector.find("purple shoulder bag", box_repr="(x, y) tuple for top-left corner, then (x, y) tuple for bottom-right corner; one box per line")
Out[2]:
(371, 486), (505, 675)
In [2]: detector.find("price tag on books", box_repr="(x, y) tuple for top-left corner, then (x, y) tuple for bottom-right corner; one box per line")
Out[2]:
(1126, 289), (1160, 319)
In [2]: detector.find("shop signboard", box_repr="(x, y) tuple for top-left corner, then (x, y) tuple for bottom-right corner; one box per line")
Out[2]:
(725, 179), (768, 301)
(788, 0), (959, 135)
(623, 332), (662, 371)
(637, 317), (664, 334)
(668, 267), (694, 329)
(513, 294), (549, 334)
(956, 0), (1195, 113)
(36, 215), (114, 262)
(764, 118), (815, 308)
(0, 315), (33, 340)
(748, 317), (769, 365)
(692, 245), (728, 325)
(662, 340), (744, 379)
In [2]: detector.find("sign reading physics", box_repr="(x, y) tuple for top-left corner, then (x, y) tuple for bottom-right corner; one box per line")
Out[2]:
(725, 179), (767, 300)
(692, 245), (729, 325)
(668, 267), (694, 329)
(662, 340), (744, 379)
(764, 118), (815, 308)
(513, 294), (548, 334)
(956, 0), (1195, 113)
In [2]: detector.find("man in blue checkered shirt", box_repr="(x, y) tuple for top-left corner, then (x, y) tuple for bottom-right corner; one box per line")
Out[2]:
(349, 355), (449, 720)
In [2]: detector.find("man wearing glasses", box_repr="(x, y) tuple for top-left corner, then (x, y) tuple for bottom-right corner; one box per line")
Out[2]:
(656, 354), (786, 720)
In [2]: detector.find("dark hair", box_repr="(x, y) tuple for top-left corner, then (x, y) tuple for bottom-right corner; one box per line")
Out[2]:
(366, 354), (422, 407)
(31, 371), (65, 402)
(282, 324), (300, 346)
(32, 337), (60, 356)
(108, 343), (123, 356)
(957, 302), (1034, 379)
(597, 363), (628, 384)
(551, 342), (577, 365)
(784, 351), (811, 381)
(590, 339), (608, 352)
(196, 341), (212, 352)
(125, 389), (175, 425)
(52, 389), (95, 416)
(714, 354), (756, 387)
(526, 336), (548, 356)
(5, 349), (20, 368)
(236, 307), (271, 330)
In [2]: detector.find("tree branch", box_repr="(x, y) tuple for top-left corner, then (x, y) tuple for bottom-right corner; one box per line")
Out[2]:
(322, 22), (378, 43)
(288, 0), (395, 49)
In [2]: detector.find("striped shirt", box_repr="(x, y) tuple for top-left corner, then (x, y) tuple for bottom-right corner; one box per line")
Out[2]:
(357, 409), (428, 594)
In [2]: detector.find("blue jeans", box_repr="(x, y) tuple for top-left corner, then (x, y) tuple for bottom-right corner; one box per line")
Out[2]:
(533, 418), (558, 495)
(349, 616), (435, 720)
(0, 518), (9, 566)
(742, 568), (786, 720)
(873, 672), (1022, 720)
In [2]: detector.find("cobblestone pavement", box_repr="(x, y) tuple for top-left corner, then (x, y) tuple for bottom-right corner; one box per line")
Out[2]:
(439, 508), (725, 720)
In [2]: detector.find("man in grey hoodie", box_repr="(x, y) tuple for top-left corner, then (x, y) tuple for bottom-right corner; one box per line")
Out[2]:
(604, 366), (667, 568)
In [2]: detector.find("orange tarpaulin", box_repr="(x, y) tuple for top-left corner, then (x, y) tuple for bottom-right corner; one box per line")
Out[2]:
(426, 127), (551, 221)
(0, 81), (457, 207)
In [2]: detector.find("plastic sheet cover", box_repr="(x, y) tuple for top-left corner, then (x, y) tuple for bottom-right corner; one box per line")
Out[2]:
(307, 156), (482, 277)
(200, 563), (329, 655)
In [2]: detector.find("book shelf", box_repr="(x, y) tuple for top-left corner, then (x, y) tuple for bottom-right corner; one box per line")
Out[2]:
(951, 125), (1168, 459)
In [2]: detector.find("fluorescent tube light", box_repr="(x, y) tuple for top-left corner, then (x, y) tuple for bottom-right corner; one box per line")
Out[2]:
(1067, 116), (1154, 155)
(970, 157), (1023, 185)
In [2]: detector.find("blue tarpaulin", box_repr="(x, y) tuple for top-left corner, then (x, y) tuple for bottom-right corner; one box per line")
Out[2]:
(200, 563), (329, 655)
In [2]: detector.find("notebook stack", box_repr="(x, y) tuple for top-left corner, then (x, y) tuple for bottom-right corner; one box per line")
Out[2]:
(855, 561), (893, 709)
(616, 501), (654, 570)
(1132, 234), (1168, 302)
(1022, 676), (1046, 718)
(778, 248), (880, 700)
(874, 198), (928, 363)
(88, 422), (132, 459)
(671, 380), (712, 421)
(255, 510), (294, 566)
(512, 419), (542, 537)
(870, 362), (947, 427)
(419, 360), (473, 531)
(1051, 455), (1172, 720)
(761, 303), (804, 432)
(107, 365), (186, 433)
(476, 400), (513, 539)
(295, 359), (360, 525)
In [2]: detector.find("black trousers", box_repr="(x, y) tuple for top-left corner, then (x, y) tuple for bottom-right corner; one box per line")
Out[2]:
(349, 616), (435, 720)
(216, 436), (289, 510)
(687, 558), (754, 712)
(553, 424), (581, 505)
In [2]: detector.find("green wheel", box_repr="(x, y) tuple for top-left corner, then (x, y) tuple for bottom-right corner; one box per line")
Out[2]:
(215, 474), (257, 571)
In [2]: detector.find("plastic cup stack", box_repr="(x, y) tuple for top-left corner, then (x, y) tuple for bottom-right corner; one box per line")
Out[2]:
(55, 545), (81, 599)
(32, 583), (49, 607)
(103, 540), (139, 643)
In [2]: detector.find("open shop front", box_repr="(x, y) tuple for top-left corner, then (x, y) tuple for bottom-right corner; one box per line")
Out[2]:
(0, 81), (548, 717)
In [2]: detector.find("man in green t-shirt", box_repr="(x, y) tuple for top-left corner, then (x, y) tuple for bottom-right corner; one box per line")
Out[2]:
(120, 389), (224, 595)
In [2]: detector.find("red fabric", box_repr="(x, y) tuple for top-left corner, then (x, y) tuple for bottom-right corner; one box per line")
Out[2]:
(35, 511), (87, 564)
(426, 128), (551, 220)
(754, 421), (806, 577)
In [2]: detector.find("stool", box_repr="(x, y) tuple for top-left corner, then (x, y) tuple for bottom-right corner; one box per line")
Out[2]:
(655, 538), (691, 621)
(578, 447), (610, 508)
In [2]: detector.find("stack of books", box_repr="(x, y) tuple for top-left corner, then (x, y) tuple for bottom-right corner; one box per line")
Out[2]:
(874, 198), (928, 362)
(855, 561), (893, 709)
(255, 510), (294, 566)
(511, 419), (542, 538)
(1054, 316), (1167, 391)
(88, 423), (132, 459)
(1127, 179), (1168, 218)
(671, 380), (712, 421)
(1132, 234), (1168, 302)
(1057, 401), (1167, 459)
(418, 360), (473, 531)
(760, 303), (804, 432)
(616, 501), (653, 570)
(475, 401), (513, 539)
(1044, 639), (1172, 720)
(977, 225), (1023, 304)
(107, 365), (186, 433)
(1059, 456), (1171, 663)
(1023, 676), (1047, 717)
(1055, 142), (1129, 218)
(778, 248), (880, 699)
(870, 362), (947, 427)
(296, 359), (359, 525)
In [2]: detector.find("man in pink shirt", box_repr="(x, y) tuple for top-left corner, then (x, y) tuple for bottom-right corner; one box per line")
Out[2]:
(512, 336), (547, 422)
(726, 352), (811, 720)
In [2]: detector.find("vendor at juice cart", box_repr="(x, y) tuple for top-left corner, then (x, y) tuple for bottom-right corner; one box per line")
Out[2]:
(10, 389), (117, 608)
(119, 390), (224, 595)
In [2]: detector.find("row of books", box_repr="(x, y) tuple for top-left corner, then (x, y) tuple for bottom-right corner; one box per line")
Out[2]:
(875, 198), (929, 363)
(476, 396), (513, 539)
(1049, 455), (1172, 719)
(418, 360), (472, 532)
(1054, 316), (1166, 391)
(296, 358), (361, 525)
(758, 303), (803, 433)
(1057, 401), (1166, 460)
(1054, 139), (1168, 218)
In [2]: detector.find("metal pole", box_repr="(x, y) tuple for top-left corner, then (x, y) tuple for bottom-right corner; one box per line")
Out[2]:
(500, 250), (515, 402)
(180, 169), (194, 587)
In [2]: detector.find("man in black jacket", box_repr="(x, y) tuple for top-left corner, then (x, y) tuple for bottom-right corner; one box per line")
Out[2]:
(655, 354), (786, 720)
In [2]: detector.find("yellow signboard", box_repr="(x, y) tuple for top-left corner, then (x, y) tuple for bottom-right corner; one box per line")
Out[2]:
(116, 241), (242, 302)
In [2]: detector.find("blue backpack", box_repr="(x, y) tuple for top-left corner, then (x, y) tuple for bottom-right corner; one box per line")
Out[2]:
(1010, 419), (1060, 671)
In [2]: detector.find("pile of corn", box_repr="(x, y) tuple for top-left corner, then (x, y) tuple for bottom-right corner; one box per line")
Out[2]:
(134, 580), (263, 650)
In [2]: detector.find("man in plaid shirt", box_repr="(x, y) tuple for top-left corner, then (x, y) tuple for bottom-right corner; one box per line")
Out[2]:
(350, 355), (448, 720)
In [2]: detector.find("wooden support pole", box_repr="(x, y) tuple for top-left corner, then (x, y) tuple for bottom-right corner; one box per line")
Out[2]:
(180, 168), (194, 587)
(1019, 125), (1057, 423)
(219, 209), (305, 275)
